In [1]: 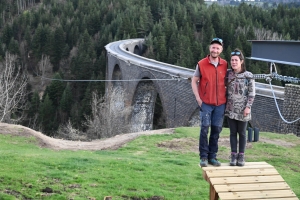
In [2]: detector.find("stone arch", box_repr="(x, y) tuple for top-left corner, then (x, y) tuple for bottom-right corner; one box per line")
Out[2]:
(109, 64), (129, 134)
(111, 65), (124, 109)
(112, 64), (122, 83)
(133, 45), (141, 55)
(130, 78), (156, 132)
(130, 73), (167, 132)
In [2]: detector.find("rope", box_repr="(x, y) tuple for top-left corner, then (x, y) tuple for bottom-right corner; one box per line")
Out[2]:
(269, 81), (300, 124)
(226, 71), (300, 124)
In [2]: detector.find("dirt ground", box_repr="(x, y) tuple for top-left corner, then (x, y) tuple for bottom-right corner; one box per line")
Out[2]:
(0, 122), (176, 151)
(0, 122), (295, 153)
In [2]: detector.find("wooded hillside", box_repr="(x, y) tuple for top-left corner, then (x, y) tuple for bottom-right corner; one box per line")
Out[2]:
(0, 0), (299, 137)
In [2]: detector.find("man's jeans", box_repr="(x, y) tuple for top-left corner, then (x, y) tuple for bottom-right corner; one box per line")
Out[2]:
(199, 102), (225, 159)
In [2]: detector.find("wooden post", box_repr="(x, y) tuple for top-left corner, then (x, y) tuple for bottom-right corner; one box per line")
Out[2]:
(210, 183), (219, 200)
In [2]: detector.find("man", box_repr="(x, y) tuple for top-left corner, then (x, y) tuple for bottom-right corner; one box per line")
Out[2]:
(191, 38), (228, 167)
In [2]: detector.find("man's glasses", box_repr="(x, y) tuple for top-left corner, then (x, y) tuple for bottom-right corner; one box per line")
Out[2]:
(231, 51), (241, 56)
(211, 38), (223, 44)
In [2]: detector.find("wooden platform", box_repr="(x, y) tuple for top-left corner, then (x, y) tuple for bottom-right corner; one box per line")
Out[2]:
(200, 162), (299, 200)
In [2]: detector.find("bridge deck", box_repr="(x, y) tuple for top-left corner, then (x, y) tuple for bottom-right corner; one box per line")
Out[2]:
(200, 162), (298, 200)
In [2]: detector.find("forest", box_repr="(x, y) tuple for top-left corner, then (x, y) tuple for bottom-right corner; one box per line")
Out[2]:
(0, 0), (299, 138)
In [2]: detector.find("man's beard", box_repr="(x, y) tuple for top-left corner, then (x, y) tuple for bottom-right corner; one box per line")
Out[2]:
(210, 53), (219, 58)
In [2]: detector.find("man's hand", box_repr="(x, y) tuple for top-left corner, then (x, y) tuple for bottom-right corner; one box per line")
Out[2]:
(191, 76), (203, 107)
(197, 97), (203, 107)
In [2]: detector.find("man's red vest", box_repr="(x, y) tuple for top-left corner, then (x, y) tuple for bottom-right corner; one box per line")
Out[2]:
(198, 55), (227, 106)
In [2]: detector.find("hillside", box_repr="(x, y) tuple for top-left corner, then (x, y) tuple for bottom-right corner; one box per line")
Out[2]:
(1, 124), (299, 199)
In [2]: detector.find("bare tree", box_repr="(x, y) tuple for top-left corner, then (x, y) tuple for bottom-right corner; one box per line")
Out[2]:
(27, 113), (40, 131)
(0, 53), (28, 123)
(84, 88), (132, 139)
(235, 26), (283, 40)
(56, 87), (132, 140)
(57, 119), (87, 141)
(38, 54), (52, 87)
(253, 27), (283, 40)
(16, 0), (37, 14)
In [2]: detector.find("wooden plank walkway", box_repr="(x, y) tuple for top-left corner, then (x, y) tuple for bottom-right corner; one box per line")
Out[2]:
(200, 162), (299, 200)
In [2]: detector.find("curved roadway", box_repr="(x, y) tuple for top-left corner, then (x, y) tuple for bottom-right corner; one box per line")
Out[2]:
(105, 39), (194, 79)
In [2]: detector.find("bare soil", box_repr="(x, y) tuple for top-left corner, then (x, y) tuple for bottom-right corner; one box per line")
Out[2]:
(0, 123), (295, 153)
(0, 123), (175, 151)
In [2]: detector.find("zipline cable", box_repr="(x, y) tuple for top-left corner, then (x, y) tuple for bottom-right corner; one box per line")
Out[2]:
(40, 76), (180, 82)
(36, 61), (300, 123)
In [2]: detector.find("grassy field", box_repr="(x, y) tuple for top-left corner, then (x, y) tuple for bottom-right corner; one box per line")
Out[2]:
(0, 127), (299, 200)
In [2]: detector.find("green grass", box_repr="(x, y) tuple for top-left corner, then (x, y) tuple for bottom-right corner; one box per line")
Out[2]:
(0, 127), (299, 199)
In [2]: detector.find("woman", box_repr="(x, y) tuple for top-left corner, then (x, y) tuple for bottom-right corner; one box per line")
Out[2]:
(225, 48), (256, 166)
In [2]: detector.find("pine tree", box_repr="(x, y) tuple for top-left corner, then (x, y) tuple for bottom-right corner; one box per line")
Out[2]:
(28, 91), (40, 118)
(52, 25), (65, 70)
(24, 26), (32, 49)
(60, 83), (73, 113)
(2, 24), (13, 46)
(31, 23), (44, 58)
(43, 24), (53, 57)
(225, 46), (232, 63)
(156, 35), (167, 63)
(211, 12), (223, 39)
(59, 83), (73, 123)
(38, 94), (56, 135)
(8, 38), (20, 55)
(47, 73), (65, 108)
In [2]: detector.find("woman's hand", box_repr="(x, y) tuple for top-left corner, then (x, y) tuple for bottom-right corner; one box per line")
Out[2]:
(244, 107), (250, 117)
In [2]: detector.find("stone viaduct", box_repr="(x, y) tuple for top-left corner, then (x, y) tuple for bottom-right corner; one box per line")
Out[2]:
(105, 39), (300, 136)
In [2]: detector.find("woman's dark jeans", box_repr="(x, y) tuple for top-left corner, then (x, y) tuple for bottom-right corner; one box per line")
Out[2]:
(227, 117), (248, 153)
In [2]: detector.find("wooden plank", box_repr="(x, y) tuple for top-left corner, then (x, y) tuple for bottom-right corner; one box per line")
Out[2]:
(210, 175), (284, 185)
(206, 168), (279, 178)
(218, 189), (297, 199)
(216, 162), (270, 166)
(200, 162), (269, 168)
(214, 182), (291, 192)
(202, 163), (274, 172)
(202, 169), (209, 182)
